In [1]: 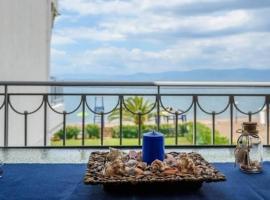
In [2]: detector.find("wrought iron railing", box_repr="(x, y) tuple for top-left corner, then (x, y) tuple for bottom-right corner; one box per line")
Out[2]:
(0, 81), (270, 148)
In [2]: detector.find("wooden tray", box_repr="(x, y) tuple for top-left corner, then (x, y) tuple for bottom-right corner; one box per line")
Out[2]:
(84, 151), (225, 191)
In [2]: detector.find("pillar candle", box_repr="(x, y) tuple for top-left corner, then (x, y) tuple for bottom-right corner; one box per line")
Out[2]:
(142, 131), (165, 165)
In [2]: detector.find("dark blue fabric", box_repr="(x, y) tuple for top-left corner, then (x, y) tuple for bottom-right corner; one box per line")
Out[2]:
(0, 162), (270, 200)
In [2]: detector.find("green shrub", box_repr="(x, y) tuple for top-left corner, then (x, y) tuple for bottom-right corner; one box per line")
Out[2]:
(86, 124), (100, 138)
(111, 122), (228, 144)
(54, 126), (80, 140)
(179, 124), (189, 136)
(111, 124), (189, 138)
(112, 125), (139, 138)
(185, 122), (229, 145)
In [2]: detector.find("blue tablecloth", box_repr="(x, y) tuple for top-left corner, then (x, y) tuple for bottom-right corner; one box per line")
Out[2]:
(0, 162), (270, 200)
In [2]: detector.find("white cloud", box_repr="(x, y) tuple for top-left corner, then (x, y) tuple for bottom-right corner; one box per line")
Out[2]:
(198, 10), (250, 31)
(51, 48), (66, 58)
(55, 0), (270, 42)
(53, 9), (252, 44)
(52, 32), (270, 75)
(59, 0), (229, 17)
(56, 27), (126, 41)
(51, 34), (75, 45)
(51, 0), (270, 76)
(98, 9), (254, 39)
(59, 0), (139, 16)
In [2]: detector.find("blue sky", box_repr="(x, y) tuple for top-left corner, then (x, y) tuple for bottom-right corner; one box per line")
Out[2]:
(51, 0), (270, 76)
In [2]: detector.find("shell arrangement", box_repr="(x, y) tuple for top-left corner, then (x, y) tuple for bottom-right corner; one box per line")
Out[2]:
(102, 148), (200, 177)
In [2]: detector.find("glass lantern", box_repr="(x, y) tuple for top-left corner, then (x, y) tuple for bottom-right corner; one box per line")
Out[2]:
(235, 122), (263, 173)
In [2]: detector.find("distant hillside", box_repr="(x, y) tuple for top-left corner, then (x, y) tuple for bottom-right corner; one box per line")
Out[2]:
(54, 68), (270, 81)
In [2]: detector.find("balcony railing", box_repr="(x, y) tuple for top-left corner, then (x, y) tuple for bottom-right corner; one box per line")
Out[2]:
(0, 81), (270, 148)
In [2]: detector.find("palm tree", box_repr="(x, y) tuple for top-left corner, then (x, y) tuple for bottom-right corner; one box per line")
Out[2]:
(108, 96), (155, 125)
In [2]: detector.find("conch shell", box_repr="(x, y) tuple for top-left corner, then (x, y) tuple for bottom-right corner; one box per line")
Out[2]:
(151, 159), (166, 172)
(103, 158), (125, 177)
(106, 147), (123, 162)
(103, 163), (114, 177)
(177, 154), (196, 174)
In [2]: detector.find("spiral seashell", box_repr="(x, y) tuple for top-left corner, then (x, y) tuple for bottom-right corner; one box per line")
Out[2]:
(151, 159), (166, 172)
(134, 167), (144, 176)
(137, 162), (147, 170)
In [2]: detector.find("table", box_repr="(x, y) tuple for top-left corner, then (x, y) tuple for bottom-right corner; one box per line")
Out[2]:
(0, 163), (270, 200)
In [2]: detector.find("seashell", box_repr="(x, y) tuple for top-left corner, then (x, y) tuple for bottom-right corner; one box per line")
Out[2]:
(164, 154), (177, 167)
(177, 154), (196, 174)
(121, 153), (130, 162)
(125, 167), (144, 176)
(235, 148), (248, 165)
(124, 166), (133, 176)
(126, 159), (138, 167)
(193, 167), (202, 175)
(180, 152), (188, 157)
(137, 162), (147, 170)
(129, 150), (138, 160)
(97, 166), (103, 171)
(136, 151), (142, 161)
(136, 174), (144, 179)
(103, 162), (115, 177)
(151, 159), (166, 172)
(143, 170), (152, 176)
(134, 167), (144, 176)
(86, 151), (227, 184)
(163, 168), (178, 175)
(103, 158), (125, 177)
(106, 148), (123, 162)
(165, 153), (174, 160)
(112, 158), (124, 168)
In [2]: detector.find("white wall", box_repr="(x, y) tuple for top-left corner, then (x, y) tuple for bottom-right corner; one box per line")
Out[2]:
(0, 0), (62, 146)
(0, 0), (54, 81)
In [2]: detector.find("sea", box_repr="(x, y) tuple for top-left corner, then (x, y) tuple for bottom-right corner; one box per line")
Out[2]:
(60, 86), (270, 124)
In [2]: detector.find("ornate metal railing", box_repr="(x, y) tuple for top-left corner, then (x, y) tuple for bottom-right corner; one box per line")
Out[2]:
(0, 81), (270, 148)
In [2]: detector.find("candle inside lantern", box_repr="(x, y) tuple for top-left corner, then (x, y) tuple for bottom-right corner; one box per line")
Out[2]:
(142, 131), (165, 165)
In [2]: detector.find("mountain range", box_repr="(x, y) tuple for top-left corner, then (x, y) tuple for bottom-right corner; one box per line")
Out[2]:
(54, 68), (270, 82)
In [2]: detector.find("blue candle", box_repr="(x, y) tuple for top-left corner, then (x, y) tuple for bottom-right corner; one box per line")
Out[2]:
(142, 131), (165, 165)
